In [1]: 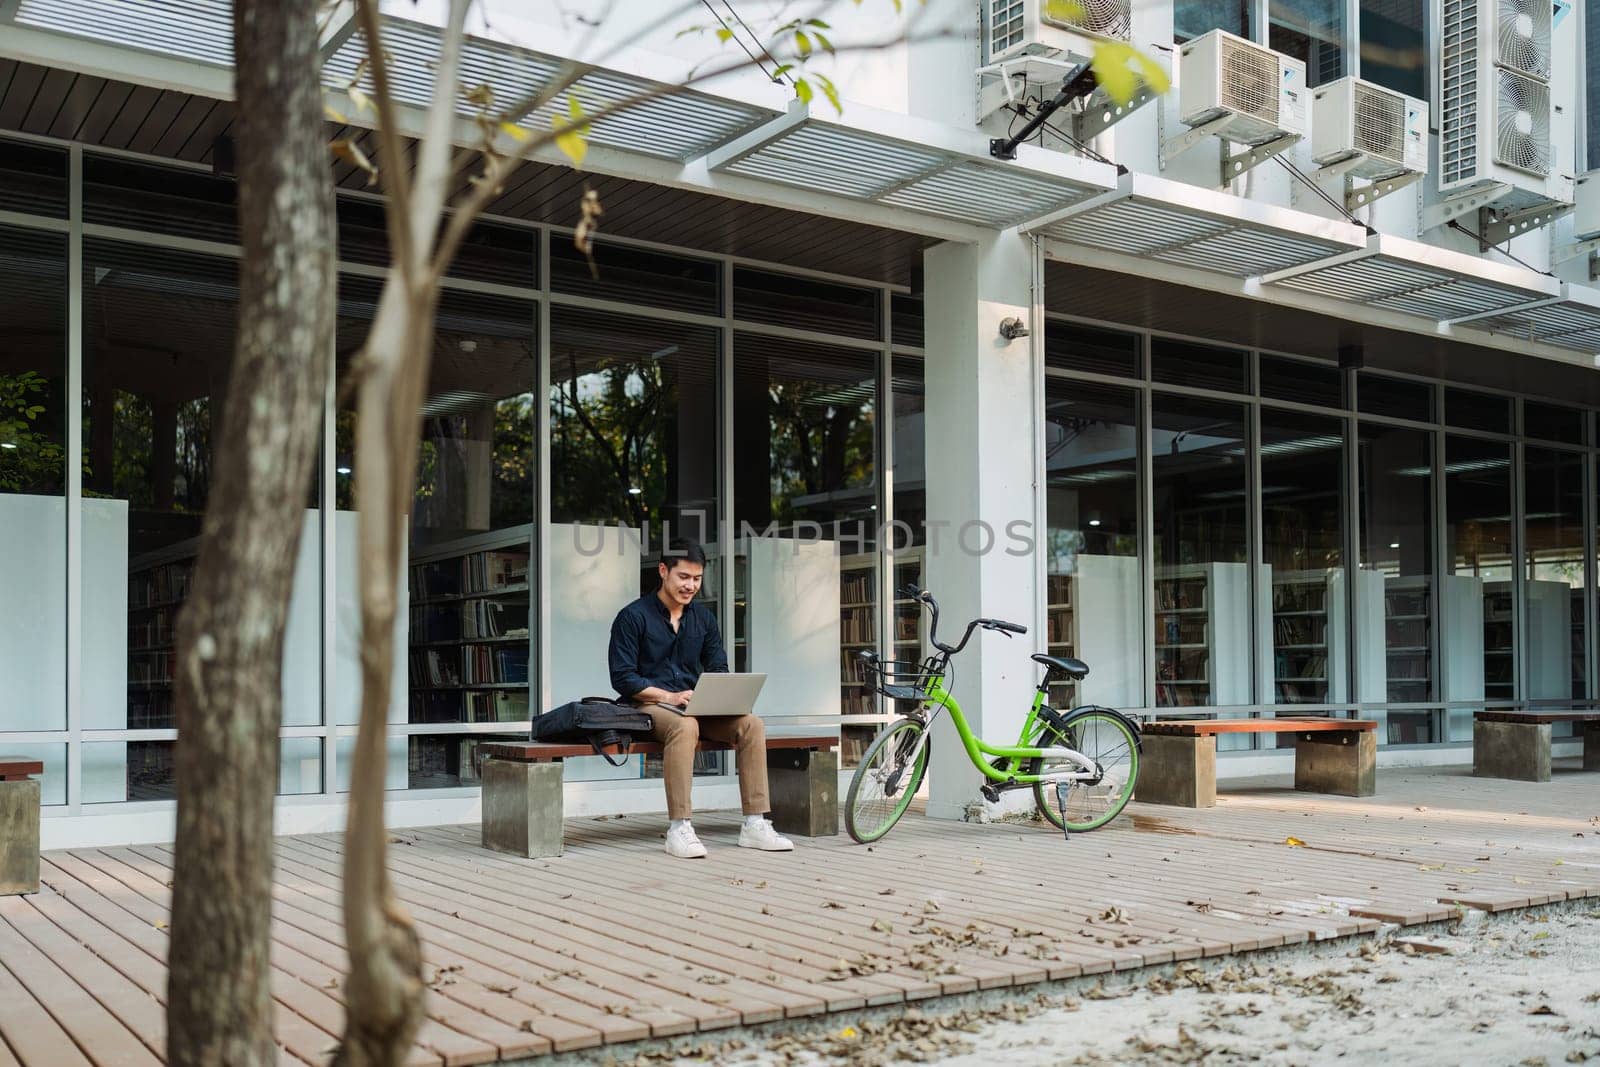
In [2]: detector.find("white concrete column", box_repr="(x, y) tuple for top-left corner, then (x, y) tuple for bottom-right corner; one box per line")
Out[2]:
(921, 232), (1042, 821)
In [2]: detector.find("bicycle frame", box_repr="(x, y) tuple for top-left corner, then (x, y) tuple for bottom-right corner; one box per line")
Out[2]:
(897, 666), (1100, 786)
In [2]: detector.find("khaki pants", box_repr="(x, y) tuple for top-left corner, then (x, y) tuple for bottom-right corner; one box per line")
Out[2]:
(641, 706), (769, 821)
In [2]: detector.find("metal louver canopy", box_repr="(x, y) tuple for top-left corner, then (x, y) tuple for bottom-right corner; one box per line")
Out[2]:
(704, 101), (1120, 229)
(1261, 233), (1562, 324)
(1025, 171), (1367, 278)
(1467, 284), (1600, 353)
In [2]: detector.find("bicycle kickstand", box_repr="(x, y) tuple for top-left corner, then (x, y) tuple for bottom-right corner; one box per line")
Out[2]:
(1053, 781), (1071, 842)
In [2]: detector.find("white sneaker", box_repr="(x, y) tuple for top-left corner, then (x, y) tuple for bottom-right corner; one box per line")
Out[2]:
(665, 822), (707, 859)
(738, 818), (794, 852)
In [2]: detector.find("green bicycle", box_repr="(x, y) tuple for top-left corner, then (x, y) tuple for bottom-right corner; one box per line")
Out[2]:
(845, 585), (1141, 844)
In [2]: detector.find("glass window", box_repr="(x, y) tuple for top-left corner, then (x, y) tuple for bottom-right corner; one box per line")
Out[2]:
(1151, 338), (1247, 393)
(548, 308), (722, 778)
(84, 740), (177, 802)
(0, 226), (67, 733)
(1357, 423), (1435, 740)
(1359, 0), (1426, 99)
(1044, 380), (1142, 710)
(550, 237), (719, 315)
(84, 156), (238, 244)
(1445, 388), (1511, 433)
(1152, 396), (1251, 708)
(336, 277), (535, 789)
(733, 268), (880, 340)
(1271, 0), (1345, 86)
(1176, 0), (1254, 42)
(891, 294), (924, 349)
(1524, 400), (1586, 444)
(1443, 436), (1514, 740)
(335, 196), (537, 288)
(733, 335), (876, 754)
(1260, 355), (1342, 407)
(1524, 448), (1587, 702)
(1, 744), (65, 806)
(1357, 372), (1433, 422)
(1261, 411), (1347, 706)
(889, 359), (927, 725)
(1046, 322), (1143, 379)
(279, 738), (324, 796)
(0, 139), (68, 217)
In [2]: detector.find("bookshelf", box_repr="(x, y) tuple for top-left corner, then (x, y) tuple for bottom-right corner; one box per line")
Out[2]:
(1483, 582), (1514, 701)
(1153, 562), (1252, 708)
(126, 549), (196, 730)
(1270, 573), (1331, 704)
(1045, 571), (1077, 709)
(407, 535), (531, 728)
(837, 549), (926, 767)
(1383, 576), (1431, 704)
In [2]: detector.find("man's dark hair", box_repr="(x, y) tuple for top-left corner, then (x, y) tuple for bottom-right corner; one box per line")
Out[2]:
(659, 540), (708, 569)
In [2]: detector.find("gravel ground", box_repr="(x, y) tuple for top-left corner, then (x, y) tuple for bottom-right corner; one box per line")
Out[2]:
(601, 905), (1600, 1067)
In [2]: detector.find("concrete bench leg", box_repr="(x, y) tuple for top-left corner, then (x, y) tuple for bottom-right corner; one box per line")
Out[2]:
(767, 749), (838, 837)
(1474, 720), (1551, 782)
(1294, 730), (1376, 797)
(1134, 734), (1215, 808)
(1584, 722), (1600, 772)
(481, 760), (563, 858)
(0, 779), (41, 896)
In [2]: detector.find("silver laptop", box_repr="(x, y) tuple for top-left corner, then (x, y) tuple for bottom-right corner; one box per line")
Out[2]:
(676, 672), (767, 717)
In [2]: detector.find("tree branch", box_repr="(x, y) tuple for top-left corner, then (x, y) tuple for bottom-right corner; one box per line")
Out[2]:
(352, 0), (414, 272)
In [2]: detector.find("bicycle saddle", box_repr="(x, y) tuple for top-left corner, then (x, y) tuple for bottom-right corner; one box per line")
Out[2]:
(1031, 653), (1089, 679)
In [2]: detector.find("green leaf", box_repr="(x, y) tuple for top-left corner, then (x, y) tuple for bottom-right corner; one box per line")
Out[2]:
(1090, 41), (1168, 105)
(1043, 0), (1086, 21)
(716, 27), (733, 42)
(814, 31), (834, 53)
(794, 30), (813, 56)
(794, 78), (814, 106)
(771, 64), (794, 78)
(815, 73), (843, 115)
(805, 18), (831, 28)
(553, 94), (590, 168)
(498, 121), (529, 143)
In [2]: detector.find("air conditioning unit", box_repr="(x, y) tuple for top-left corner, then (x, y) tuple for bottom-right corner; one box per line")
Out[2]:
(1439, 0), (1569, 209)
(1178, 29), (1307, 146)
(984, 0), (1132, 65)
(1312, 77), (1428, 179)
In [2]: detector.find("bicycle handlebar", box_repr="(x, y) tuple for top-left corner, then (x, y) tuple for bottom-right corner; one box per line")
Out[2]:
(898, 585), (1027, 655)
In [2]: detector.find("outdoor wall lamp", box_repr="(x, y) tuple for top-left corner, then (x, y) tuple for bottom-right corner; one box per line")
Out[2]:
(999, 317), (1030, 341)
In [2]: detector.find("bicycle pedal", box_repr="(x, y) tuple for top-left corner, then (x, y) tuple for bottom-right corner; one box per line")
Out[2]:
(979, 783), (1001, 803)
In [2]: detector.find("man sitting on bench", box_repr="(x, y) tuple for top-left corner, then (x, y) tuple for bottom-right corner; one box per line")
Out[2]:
(608, 540), (794, 860)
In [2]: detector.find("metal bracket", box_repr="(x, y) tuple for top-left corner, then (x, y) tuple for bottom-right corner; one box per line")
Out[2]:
(1346, 170), (1423, 212)
(1419, 183), (1510, 233)
(1477, 201), (1577, 247)
(1218, 134), (1301, 189)
(1072, 85), (1159, 143)
(1552, 234), (1600, 265)
(1160, 114), (1232, 169)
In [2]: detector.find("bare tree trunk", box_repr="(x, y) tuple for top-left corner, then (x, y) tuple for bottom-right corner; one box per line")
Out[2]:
(166, 1), (333, 1064)
(334, 283), (434, 1067)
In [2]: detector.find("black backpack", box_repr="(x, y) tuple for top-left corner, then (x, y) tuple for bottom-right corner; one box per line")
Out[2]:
(531, 697), (655, 766)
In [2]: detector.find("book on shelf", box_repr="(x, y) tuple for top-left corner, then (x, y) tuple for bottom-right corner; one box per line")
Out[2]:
(839, 606), (875, 643)
(840, 571), (873, 604)
(128, 561), (193, 609)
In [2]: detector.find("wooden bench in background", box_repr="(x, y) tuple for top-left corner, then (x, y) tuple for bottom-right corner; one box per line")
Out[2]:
(1136, 719), (1378, 808)
(1474, 711), (1600, 782)
(478, 735), (839, 858)
(0, 758), (44, 896)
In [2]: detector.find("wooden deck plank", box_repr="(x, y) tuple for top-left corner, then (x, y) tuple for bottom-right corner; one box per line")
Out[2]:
(0, 944), (96, 1067)
(0, 913), (162, 1067)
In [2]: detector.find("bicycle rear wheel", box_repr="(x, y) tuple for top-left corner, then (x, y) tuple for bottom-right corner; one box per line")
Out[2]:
(845, 718), (928, 844)
(1029, 709), (1139, 832)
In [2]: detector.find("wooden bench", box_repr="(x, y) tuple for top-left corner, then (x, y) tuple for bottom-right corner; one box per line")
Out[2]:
(478, 735), (839, 858)
(0, 758), (44, 896)
(1473, 711), (1600, 782)
(1135, 719), (1378, 808)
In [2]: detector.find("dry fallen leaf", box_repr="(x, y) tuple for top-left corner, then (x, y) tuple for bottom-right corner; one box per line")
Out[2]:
(1284, 836), (1307, 847)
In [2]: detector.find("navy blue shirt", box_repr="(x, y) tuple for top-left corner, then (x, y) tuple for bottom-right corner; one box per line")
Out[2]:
(608, 593), (729, 699)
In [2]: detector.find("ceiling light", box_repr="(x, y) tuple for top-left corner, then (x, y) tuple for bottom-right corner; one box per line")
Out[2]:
(627, 487), (642, 495)
(0, 442), (16, 450)
(1088, 519), (1101, 527)
(1388, 542), (1400, 549)
(336, 466), (352, 475)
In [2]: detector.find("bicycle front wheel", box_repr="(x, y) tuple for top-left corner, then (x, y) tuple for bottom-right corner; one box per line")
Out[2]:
(845, 718), (928, 844)
(1030, 709), (1139, 832)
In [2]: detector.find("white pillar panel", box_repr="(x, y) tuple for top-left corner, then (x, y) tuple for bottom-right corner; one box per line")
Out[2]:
(743, 536), (842, 719)
(80, 498), (128, 728)
(0, 495), (67, 731)
(922, 233), (1040, 820)
(281, 510), (322, 726)
(332, 510), (407, 726)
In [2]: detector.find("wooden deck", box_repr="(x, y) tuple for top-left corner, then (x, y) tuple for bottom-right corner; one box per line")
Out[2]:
(3, 764), (1597, 1065)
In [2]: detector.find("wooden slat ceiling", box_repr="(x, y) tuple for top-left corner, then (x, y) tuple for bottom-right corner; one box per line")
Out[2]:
(0, 59), (932, 286)
(1046, 260), (1600, 406)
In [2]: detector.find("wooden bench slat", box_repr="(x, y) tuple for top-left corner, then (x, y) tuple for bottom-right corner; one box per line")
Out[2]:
(1475, 711), (1600, 725)
(0, 759), (45, 781)
(1143, 719), (1376, 737)
(482, 735), (838, 763)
